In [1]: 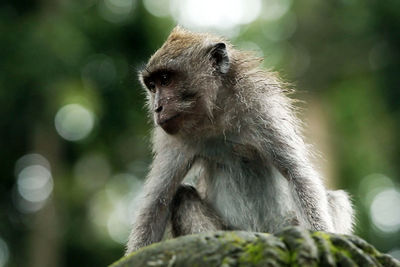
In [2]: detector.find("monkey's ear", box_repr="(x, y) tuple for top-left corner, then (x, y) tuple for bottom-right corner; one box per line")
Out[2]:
(210, 42), (230, 74)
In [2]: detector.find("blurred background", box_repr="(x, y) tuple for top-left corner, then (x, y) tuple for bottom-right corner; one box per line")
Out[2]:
(0, 0), (399, 266)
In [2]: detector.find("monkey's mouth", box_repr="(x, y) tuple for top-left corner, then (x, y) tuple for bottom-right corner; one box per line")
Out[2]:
(158, 114), (180, 126)
(158, 114), (182, 134)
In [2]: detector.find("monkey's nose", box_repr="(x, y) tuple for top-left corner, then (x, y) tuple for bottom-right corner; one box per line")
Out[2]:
(155, 105), (163, 113)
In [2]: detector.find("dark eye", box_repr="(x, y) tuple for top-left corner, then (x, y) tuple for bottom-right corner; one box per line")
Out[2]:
(159, 73), (171, 87)
(146, 80), (156, 93)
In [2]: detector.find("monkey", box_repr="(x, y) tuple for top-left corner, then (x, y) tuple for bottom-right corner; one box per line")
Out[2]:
(126, 26), (354, 254)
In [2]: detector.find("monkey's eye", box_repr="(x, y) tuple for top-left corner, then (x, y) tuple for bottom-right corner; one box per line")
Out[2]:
(159, 73), (171, 87)
(146, 80), (156, 93)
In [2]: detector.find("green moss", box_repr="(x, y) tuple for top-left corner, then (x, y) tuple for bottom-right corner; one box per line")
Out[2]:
(277, 246), (291, 263)
(225, 233), (247, 245)
(239, 242), (265, 264)
(337, 248), (352, 258)
(313, 231), (354, 263)
(289, 251), (298, 265)
(312, 232), (338, 253)
(312, 231), (331, 240)
(111, 229), (400, 267)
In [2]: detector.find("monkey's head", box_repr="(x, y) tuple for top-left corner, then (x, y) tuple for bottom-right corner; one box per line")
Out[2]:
(139, 26), (232, 136)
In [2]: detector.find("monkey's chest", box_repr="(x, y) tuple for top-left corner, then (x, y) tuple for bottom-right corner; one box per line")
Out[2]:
(203, 160), (295, 233)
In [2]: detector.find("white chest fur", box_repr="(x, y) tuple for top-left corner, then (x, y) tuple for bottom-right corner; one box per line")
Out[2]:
(201, 155), (298, 233)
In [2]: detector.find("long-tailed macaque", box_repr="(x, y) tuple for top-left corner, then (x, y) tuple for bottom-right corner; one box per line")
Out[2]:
(126, 26), (354, 254)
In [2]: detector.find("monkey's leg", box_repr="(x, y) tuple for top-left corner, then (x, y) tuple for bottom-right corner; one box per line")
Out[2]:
(327, 190), (354, 234)
(171, 184), (226, 237)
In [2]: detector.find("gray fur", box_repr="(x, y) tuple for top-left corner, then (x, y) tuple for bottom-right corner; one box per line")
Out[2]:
(328, 190), (355, 234)
(126, 27), (354, 255)
(171, 184), (227, 236)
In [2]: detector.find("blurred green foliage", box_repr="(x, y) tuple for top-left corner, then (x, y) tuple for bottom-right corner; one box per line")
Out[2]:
(0, 0), (399, 266)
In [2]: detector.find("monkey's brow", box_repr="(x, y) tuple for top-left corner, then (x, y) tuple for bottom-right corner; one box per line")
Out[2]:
(141, 66), (177, 80)
(142, 58), (182, 77)
(137, 64), (152, 77)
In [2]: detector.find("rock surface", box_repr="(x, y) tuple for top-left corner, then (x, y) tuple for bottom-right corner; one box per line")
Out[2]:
(112, 227), (400, 267)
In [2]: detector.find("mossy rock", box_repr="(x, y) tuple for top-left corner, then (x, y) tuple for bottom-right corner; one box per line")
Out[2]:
(111, 227), (400, 267)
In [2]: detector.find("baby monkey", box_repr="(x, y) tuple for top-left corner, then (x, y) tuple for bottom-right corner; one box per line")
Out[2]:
(126, 26), (354, 254)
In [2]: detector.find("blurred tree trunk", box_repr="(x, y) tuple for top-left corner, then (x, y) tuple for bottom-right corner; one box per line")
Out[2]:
(28, 125), (62, 267)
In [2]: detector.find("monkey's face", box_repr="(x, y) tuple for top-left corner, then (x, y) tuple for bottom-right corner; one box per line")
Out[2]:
(139, 27), (231, 136)
(141, 70), (192, 135)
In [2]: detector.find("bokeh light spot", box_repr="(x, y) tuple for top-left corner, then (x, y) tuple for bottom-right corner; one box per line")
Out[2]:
(359, 173), (394, 207)
(370, 188), (400, 233)
(262, 12), (297, 42)
(143, 0), (170, 17)
(89, 172), (143, 244)
(99, 0), (136, 23)
(107, 200), (131, 244)
(17, 165), (53, 203)
(170, 0), (261, 32)
(260, 0), (292, 21)
(14, 153), (50, 177)
(55, 104), (95, 141)
(14, 154), (53, 213)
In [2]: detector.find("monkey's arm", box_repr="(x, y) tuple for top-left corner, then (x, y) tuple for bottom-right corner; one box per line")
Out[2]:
(271, 145), (334, 232)
(253, 97), (334, 232)
(126, 147), (193, 254)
